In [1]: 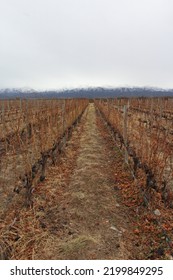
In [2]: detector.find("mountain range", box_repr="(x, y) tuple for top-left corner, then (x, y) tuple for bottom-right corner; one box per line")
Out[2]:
(0, 87), (173, 99)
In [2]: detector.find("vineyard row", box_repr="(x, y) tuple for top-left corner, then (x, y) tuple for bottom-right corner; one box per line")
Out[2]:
(95, 98), (173, 207)
(0, 99), (88, 213)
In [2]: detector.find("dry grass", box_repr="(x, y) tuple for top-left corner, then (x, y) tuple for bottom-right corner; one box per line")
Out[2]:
(0, 104), (134, 260)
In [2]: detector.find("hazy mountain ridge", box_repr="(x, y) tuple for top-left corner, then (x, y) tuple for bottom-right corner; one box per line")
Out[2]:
(0, 87), (173, 99)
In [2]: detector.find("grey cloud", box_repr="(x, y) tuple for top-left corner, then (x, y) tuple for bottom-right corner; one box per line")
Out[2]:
(0, 0), (173, 89)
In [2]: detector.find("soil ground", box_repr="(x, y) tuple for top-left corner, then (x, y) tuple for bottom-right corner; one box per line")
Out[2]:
(6, 103), (134, 259)
(1, 103), (173, 260)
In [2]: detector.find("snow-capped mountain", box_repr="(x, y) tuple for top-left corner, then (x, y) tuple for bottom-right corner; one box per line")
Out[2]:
(0, 87), (37, 99)
(0, 87), (173, 99)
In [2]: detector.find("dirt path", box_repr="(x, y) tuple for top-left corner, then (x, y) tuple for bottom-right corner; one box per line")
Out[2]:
(52, 104), (131, 259)
(10, 103), (134, 260)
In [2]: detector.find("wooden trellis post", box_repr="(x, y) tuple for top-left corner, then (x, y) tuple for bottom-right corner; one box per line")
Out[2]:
(123, 105), (128, 164)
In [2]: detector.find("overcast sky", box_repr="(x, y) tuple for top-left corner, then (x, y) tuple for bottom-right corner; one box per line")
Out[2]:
(0, 0), (173, 90)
